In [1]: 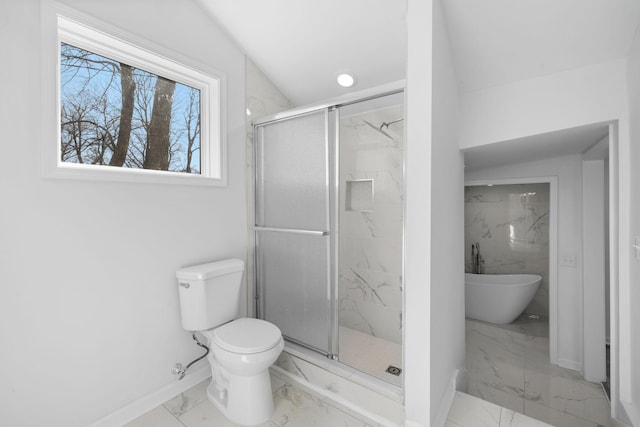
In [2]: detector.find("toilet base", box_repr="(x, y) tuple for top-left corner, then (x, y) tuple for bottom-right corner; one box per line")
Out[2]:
(206, 369), (275, 426)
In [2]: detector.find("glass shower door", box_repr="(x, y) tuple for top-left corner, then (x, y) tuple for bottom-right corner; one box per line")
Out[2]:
(254, 110), (335, 355)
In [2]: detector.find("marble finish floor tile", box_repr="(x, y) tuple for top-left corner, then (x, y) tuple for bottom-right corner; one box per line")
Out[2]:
(524, 370), (611, 426)
(178, 399), (275, 427)
(500, 406), (554, 427)
(125, 406), (185, 427)
(465, 319), (613, 427)
(488, 314), (550, 338)
(126, 372), (381, 427)
(467, 377), (525, 414)
(446, 392), (553, 427)
(466, 319), (526, 410)
(524, 400), (605, 427)
(447, 391), (502, 426)
(162, 378), (209, 417)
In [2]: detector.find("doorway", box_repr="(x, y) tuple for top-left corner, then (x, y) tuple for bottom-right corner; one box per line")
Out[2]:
(461, 122), (617, 425)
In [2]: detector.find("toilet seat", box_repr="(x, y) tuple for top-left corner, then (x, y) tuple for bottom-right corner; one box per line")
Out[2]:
(212, 318), (282, 354)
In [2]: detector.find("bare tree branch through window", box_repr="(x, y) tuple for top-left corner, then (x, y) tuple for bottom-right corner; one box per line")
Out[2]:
(60, 42), (201, 174)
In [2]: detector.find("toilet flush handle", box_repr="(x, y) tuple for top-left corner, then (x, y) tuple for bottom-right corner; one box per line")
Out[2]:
(179, 282), (190, 288)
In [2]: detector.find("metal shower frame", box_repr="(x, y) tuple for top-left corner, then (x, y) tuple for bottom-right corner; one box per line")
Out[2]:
(252, 82), (405, 359)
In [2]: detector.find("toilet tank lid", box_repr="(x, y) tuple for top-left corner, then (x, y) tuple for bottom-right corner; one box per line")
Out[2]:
(176, 259), (244, 281)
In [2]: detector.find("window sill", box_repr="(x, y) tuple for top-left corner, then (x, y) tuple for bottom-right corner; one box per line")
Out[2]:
(45, 162), (227, 187)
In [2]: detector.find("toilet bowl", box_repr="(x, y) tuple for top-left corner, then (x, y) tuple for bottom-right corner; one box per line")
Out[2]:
(176, 260), (283, 426)
(202, 318), (284, 426)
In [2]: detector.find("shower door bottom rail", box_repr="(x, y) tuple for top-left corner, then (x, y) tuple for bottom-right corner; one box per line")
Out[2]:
(254, 226), (329, 236)
(282, 334), (338, 360)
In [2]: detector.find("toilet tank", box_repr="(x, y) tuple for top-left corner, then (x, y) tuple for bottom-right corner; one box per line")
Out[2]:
(176, 259), (244, 331)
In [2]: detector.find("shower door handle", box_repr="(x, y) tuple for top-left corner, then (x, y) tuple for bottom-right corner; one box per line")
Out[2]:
(254, 226), (329, 236)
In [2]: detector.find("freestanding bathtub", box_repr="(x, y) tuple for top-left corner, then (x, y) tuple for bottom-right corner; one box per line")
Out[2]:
(465, 273), (542, 324)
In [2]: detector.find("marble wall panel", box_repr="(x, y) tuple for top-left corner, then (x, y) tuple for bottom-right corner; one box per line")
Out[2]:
(339, 105), (404, 344)
(465, 184), (550, 317)
(273, 351), (404, 424)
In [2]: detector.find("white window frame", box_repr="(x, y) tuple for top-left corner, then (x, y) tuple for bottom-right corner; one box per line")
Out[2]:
(44, 12), (227, 186)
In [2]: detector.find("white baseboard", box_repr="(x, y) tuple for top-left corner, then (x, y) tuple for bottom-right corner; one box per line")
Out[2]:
(620, 400), (639, 427)
(610, 417), (632, 427)
(86, 365), (211, 427)
(431, 369), (459, 427)
(557, 358), (582, 373)
(456, 367), (468, 393)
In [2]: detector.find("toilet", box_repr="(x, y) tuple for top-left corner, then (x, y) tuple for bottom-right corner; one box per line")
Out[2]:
(176, 259), (284, 426)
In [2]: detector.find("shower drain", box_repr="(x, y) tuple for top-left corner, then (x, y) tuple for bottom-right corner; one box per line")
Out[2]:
(386, 365), (402, 376)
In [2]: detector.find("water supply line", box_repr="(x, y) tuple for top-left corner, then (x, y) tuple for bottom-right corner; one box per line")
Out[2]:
(174, 333), (209, 380)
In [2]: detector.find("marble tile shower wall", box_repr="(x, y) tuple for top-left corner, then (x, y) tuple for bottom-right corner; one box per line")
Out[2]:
(338, 106), (404, 344)
(464, 184), (550, 316)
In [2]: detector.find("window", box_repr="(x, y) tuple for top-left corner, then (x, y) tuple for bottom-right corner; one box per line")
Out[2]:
(52, 16), (225, 185)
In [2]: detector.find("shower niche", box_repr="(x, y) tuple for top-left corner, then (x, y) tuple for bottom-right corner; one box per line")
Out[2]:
(345, 179), (374, 212)
(253, 90), (404, 387)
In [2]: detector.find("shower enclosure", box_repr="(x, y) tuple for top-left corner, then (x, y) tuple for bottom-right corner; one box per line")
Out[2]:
(253, 90), (404, 385)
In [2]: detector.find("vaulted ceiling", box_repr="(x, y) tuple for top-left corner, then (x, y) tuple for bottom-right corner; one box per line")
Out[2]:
(197, 0), (640, 166)
(197, 0), (406, 106)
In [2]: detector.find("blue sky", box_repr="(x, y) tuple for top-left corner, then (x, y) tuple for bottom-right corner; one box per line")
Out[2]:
(60, 42), (201, 173)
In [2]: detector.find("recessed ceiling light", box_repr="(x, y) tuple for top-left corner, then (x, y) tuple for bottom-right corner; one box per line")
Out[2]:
(337, 73), (355, 88)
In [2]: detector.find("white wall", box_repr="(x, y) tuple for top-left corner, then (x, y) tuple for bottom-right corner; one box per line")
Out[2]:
(459, 60), (628, 149)
(404, 0), (434, 425)
(466, 155), (583, 369)
(429, 1), (466, 426)
(404, 1), (466, 426)
(0, 1), (247, 426)
(623, 19), (640, 426)
(581, 159), (606, 382)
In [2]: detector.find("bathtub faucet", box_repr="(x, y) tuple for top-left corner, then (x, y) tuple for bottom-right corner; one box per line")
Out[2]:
(471, 243), (483, 274)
